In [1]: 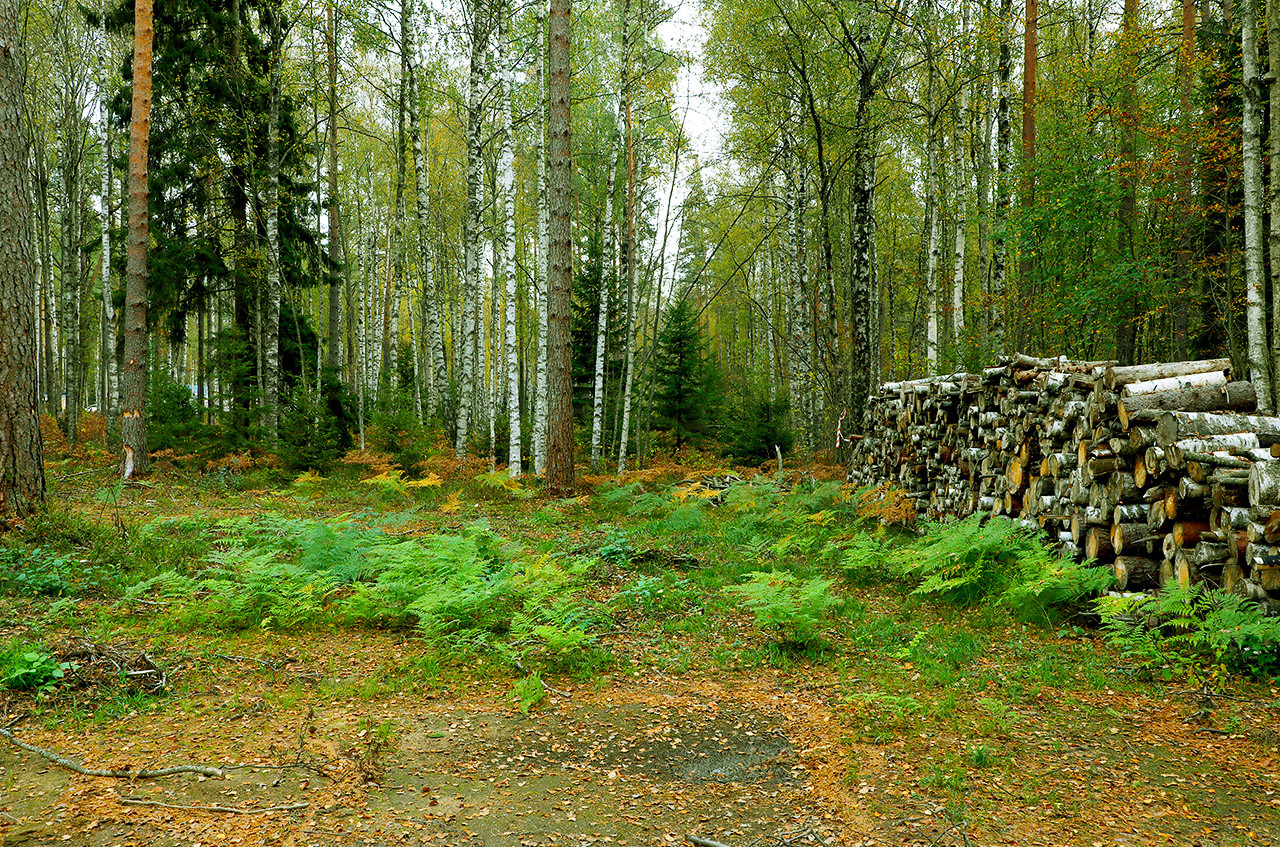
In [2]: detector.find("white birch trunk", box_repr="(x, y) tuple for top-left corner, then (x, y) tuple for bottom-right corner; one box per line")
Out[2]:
(952, 4), (968, 348)
(263, 1), (282, 441)
(1245, 0), (1274, 411)
(533, 9), (549, 474)
(498, 9), (521, 475)
(590, 149), (614, 472)
(99, 4), (115, 424)
(458, 31), (484, 459)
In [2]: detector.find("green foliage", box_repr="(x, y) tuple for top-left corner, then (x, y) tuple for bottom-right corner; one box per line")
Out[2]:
(614, 574), (701, 617)
(148, 369), (210, 455)
(0, 642), (73, 693)
(1096, 585), (1280, 686)
(724, 396), (794, 463)
(512, 672), (547, 714)
(652, 298), (722, 450)
(839, 534), (896, 585)
(905, 515), (1112, 614)
(278, 373), (353, 473)
(727, 570), (841, 646)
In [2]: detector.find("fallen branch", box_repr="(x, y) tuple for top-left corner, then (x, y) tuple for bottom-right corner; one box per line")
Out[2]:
(117, 796), (307, 815)
(687, 836), (734, 847)
(0, 727), (224, 779)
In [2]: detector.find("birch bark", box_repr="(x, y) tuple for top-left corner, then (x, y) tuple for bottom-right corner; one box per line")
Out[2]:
(1243, 0), (1272, 410)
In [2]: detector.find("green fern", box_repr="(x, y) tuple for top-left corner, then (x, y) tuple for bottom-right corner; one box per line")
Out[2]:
(728, 570), (841, 645)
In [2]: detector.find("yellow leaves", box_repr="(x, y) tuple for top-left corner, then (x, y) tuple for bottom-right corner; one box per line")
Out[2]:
(439, 491), (463, 514)
(406, 473), (444, 488)
(671, 482), (720, 503)
(805, 509), (835, 527)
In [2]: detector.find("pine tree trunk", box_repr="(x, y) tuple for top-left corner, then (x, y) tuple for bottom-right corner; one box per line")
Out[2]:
(1243, 0), (1273, 410)
(0, 0), (45, 515)
(121, 0), (153, 479)
(546, 0), (574, 493)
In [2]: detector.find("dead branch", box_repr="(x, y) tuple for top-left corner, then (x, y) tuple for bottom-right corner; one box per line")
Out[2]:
(116, 796), (308, 815)
(0, 727), (224, 779)
(687, 836), (735, 847)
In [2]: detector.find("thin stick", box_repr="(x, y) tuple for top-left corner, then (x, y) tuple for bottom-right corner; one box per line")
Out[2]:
(0, 727), (224, 779)
(117, 797), (307, 815)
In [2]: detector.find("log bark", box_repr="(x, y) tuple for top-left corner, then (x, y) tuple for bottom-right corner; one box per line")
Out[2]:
(1157, 411), (1280, 447)
(1249, 460), (1280, 505)
(1113, 555), (1160, 590)
(1103, 358), (1231, 389)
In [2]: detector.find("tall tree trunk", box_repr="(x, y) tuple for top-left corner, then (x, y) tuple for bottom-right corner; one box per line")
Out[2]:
(121, 0), (153, 479)
(992, 0), (1011, 357)
(1020, 0), (1037, 304)
(1115, 0), (1140, 365)
(100, 5), (116, 431)
(1243, 0), (1272, 409)
(498, 3), (521, 474)
(1174, 0), (1193, 361)
(0, 0), (45, 515)
(1268, 0), (1280, 396)
(546, 0), (574, 492)
(60, 121), (82, 443)
(590, 139), (615, 472)
(263, 0), (283, 441)
(615, 2), (636, 475)
(534, 8), (549, 475)
(407, 18), (445, 421)
(953, 0), (968, 352)
(457, 14), (487, 459)
(925, 64), (941, 374)
(952, 100), (967, 351)
(326, 0), (343, 374)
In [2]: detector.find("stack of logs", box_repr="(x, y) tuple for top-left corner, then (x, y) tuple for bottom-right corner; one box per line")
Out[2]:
(847, 354), (1280, 596)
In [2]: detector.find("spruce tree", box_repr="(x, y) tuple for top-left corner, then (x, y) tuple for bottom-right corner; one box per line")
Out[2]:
(653, 298), (718, 451)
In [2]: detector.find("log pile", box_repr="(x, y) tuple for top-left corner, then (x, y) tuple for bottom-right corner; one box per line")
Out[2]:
(847, 354), (1280, 598)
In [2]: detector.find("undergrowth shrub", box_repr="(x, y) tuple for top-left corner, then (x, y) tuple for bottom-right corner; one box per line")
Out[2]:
(905, 515), (1111, 617)
(1097, 585), (1280, 686)
(727, 571), (841, 646)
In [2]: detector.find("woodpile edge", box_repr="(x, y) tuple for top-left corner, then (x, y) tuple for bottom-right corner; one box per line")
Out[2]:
(847, 353), (1280, 602)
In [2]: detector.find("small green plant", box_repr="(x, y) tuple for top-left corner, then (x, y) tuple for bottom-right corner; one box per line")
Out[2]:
(1, 643), (73, 694)
(614, 574), (700, 617)
(511, 671), (547, 714)
(967, 745), (994, 768)
(727, 570), (841, 646)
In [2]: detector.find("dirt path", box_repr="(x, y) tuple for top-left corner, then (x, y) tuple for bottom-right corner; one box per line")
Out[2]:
(3, 636), (1280, 847)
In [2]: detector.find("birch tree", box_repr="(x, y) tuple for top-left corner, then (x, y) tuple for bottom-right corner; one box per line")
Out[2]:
(1243, 0), (1272, 410)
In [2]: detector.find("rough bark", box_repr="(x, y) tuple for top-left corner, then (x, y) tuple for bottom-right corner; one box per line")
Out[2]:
(457, 16), (488, 459)
(121, 0), (152, 479)
(545, 0), (574, 493)
(0, 0), (45, 515)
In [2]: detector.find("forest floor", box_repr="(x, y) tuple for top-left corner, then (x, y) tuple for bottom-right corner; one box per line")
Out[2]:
(1, 451), (1279, 847)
